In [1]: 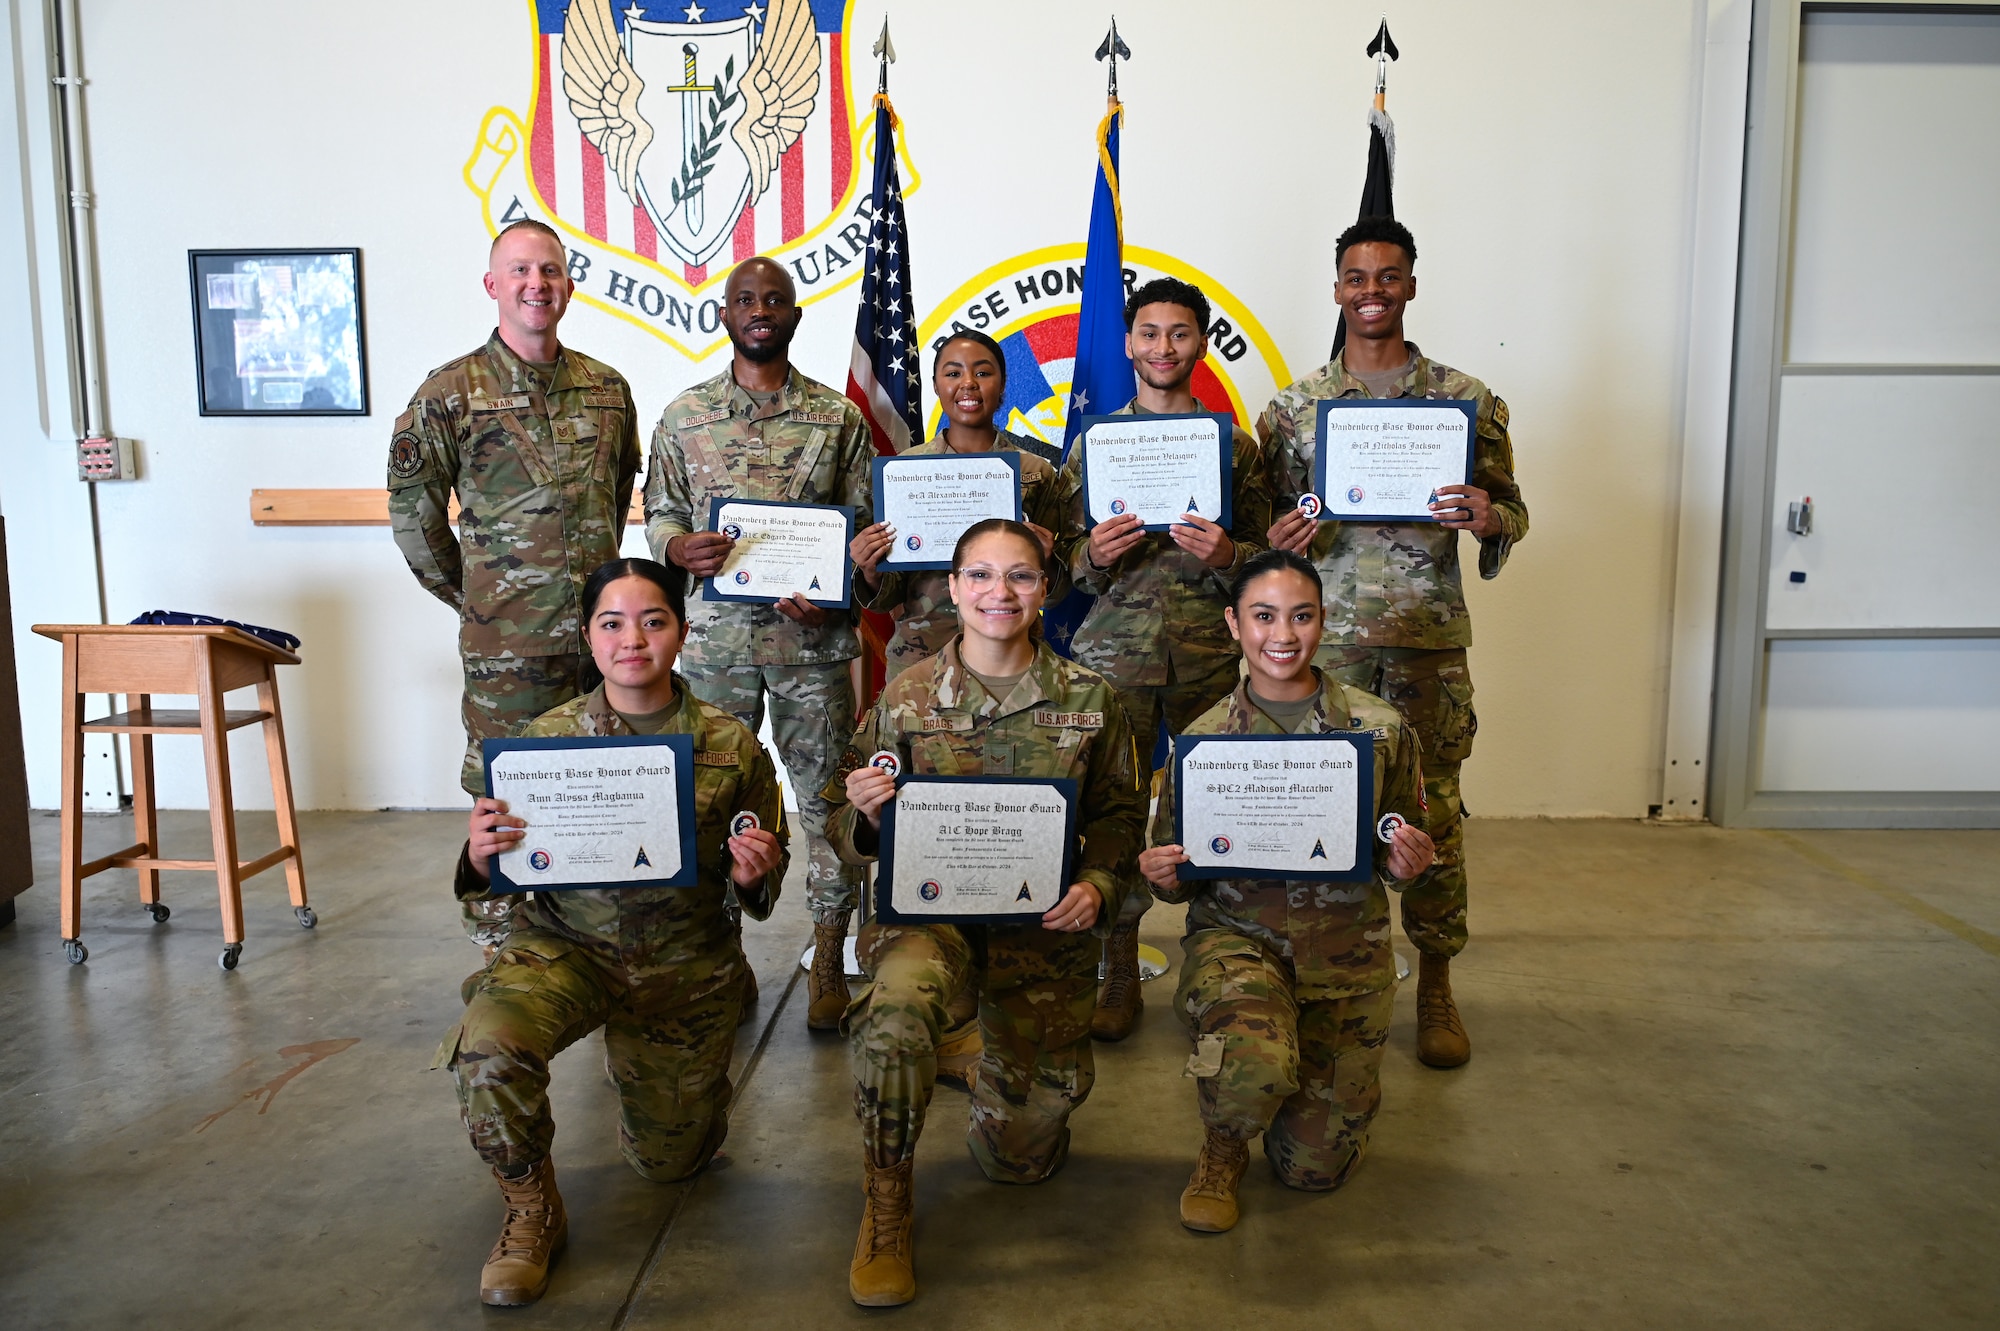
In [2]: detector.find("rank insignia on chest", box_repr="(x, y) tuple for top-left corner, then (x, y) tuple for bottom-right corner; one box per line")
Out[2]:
(680, 408), (730, 428)
(1033, 710), (1104, 730)
(789, 408), (845, 426)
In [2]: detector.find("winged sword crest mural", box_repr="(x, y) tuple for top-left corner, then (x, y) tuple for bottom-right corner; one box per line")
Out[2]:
(464, 0), (919, 357)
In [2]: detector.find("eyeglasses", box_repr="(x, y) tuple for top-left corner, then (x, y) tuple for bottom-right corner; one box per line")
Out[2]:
(952, 567), (1044, 592)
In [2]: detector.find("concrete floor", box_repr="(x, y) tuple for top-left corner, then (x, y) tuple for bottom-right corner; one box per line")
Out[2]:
(1, 811), (1995, 1330)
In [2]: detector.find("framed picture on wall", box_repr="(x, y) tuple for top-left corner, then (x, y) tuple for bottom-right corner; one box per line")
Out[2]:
(187, 248), (368, 416)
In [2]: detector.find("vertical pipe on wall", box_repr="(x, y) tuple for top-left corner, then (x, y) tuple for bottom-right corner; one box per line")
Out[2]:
(48, 0), (123, 803)
(1657, 0), (1754, 822)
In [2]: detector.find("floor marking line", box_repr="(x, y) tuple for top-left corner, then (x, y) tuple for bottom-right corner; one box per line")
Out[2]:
(608, 955), (809, 1330)
(1765, 830), (2000, 959)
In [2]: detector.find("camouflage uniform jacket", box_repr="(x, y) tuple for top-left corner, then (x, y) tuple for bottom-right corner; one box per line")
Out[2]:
(388, 331), (640, 658)
(1057, 402), (1273, 688)
(454, 677), (789, 999)
(1152, 670), (1428, 1001)
(644, 365), (874, 668)
(1256, 346), (1528, 649)
(825, 639), (1146, 925)
(859, 430), (1077, 673)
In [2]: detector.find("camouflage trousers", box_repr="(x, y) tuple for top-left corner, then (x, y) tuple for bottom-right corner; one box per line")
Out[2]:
(1319, 646), (1473, 958)
(459, 653), (585, 947)
(435, 928), (741, 1181)
(681, 659), (861, 924)
(846, 919), (1098, 1181)
(1175, 928), (1393, 1191)
(1110, 655), (1242, 924)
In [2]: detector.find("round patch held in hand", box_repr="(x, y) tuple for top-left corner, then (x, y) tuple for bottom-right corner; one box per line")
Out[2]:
(730, 811), (760, 838)
(1296, 492), (1323, 519)
(1376, 812), (1407, 844)
(868, 750), (901, 779)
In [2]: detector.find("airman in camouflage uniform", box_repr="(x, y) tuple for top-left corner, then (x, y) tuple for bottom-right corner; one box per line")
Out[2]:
(861, 430), (1076, 679)
(646, 257), (874, 1031)
(826, 636), (1144, 1305)
(1057, 277), (1275, 1039)
(436, 678), (788, 1302)
(390, 222), (642, 949)
(1259, 218), (1527, 1069)
(1149, 671), (1429, 1227)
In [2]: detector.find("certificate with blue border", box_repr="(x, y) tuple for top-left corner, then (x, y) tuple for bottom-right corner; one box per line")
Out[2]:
(704, 497), (854, 607)
(1311, 399), (1477, 524)
(483, 735), (699, 891)
(1172, 733), (1374, 883)
(876, 775), (1079, 925)
(872, 451), (1023, 571)
(1079, 412), (1234, 532)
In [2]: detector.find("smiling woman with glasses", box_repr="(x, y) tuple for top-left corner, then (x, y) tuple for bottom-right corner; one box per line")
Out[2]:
(820, 517), (1145, 1308)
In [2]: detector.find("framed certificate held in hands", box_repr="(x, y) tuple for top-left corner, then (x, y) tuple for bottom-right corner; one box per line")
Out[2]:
(1080, 412), (1234, 532)
(483, 735), (700, 892)
(1172, 733), (1375, 883)
(705, 497), (854, 607)
(1311, 399), (1476, 523)
(872, 452), (1024, 571)
(876, 776), (1078, 925)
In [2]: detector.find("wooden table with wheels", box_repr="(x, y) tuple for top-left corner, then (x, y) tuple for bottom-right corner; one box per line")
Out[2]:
(33, 623), (313, 970)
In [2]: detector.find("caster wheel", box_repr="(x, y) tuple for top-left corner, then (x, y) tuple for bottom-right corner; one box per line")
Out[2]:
(219, 944), (242, 971)
(146, 903), (171, 924)
(63, 938), (87, 965)
(295, 906), (317, 929)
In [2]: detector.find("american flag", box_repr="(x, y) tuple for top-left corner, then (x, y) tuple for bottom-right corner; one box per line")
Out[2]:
(844, 95), (920, 456)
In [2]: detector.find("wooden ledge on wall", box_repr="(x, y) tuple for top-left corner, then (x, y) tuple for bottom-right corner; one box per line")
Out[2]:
(250, 488), (646, 528)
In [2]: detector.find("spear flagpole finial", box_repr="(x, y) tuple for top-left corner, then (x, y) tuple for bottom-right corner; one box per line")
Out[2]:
(1095, 16), (1132, 102)
(874, 16), (897, 96)
(1367, 17), (1399, 99)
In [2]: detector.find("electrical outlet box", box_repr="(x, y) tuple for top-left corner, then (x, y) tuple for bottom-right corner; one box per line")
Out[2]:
(77, 436), (137, 482)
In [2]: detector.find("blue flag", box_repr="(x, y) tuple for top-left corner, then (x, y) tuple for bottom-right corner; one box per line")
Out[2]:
(1044, 102), (1135, 658)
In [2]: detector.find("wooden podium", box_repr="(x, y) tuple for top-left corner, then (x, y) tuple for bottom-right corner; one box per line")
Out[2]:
(33, 623), (312, 970)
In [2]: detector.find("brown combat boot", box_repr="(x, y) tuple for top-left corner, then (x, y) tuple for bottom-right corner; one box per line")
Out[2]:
(934, 1018), (983, 1094)
(1090, 922), (1143, 1041)
(1416, 952), (1471, 1068)
(848, 1156), (916, 1306)
(1179, 1126), (1251, 1232)
(479, 1157), (568, 1306)
(807, 911), (852, 1031)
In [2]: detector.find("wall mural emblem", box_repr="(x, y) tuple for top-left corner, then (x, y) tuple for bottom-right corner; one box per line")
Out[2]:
(919, 246), (1291, 445)
(465, 0), (917, 357)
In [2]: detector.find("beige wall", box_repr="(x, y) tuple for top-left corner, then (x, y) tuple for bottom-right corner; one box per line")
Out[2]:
(0, 0), (1715, 814)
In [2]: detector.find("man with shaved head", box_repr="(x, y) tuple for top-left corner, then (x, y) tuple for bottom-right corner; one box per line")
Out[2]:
(389, 218), (641, 953)
(646, 256), (875, 1031)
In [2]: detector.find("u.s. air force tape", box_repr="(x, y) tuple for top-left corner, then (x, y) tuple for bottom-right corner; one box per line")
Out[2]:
(730, 811), (760, 838)
(1376, 812), (1406, 843)
(869, 750), (901, 779)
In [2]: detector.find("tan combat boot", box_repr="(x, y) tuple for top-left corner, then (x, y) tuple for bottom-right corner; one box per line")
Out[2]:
(1416, 952), (1471, 1068)
(849, 1156), (916, 1306)
(1090, 922), (1144, 1041)
(935, 980), (983, 1092)
(807, 911), (852, 1031)
(1179, 1126), (1251, 1233)
(479, 1157), (568, 1306)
